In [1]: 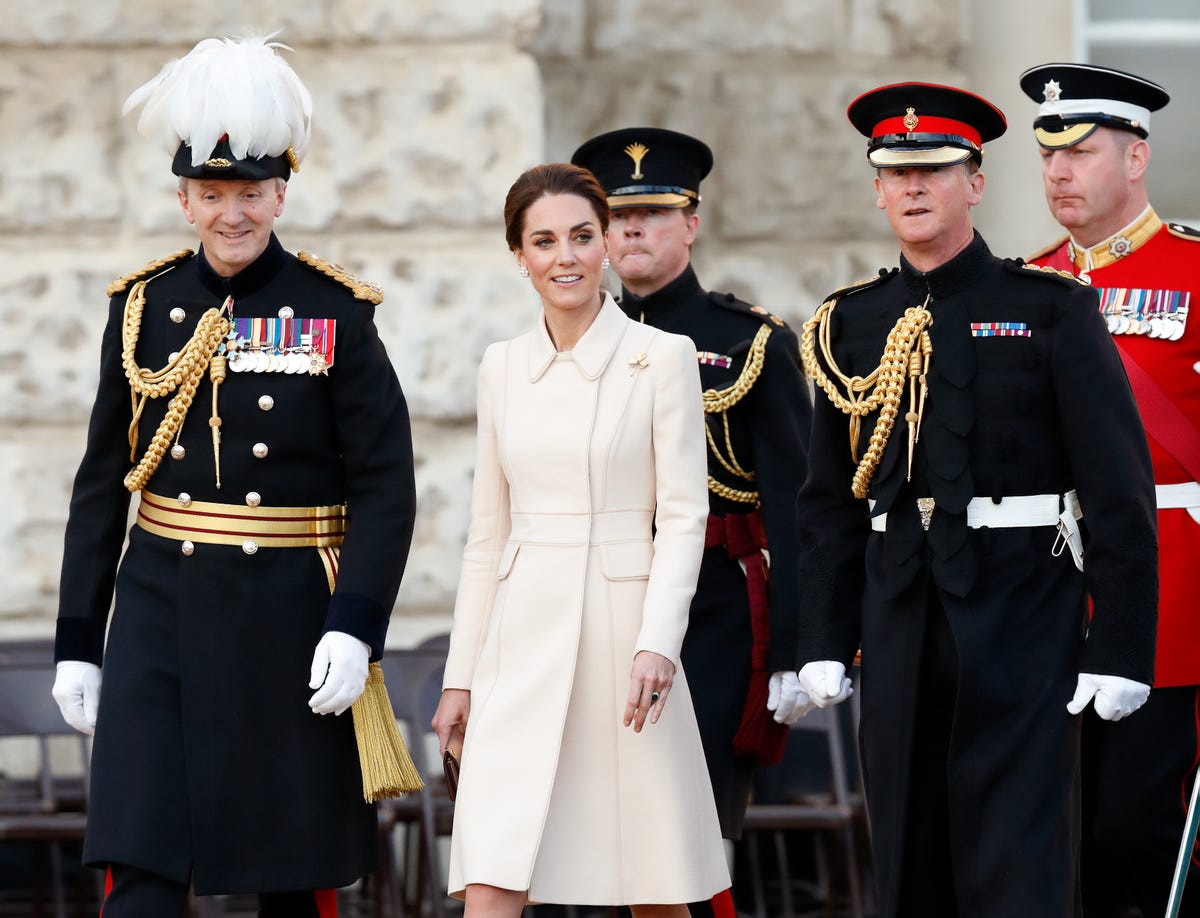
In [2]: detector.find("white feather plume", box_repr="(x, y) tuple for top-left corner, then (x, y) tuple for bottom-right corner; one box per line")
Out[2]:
(123, 33), (312, 168)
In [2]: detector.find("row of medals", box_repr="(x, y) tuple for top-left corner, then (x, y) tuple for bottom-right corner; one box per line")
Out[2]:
(1104, 309), (1188, 340)
(223, 333), (330, 375)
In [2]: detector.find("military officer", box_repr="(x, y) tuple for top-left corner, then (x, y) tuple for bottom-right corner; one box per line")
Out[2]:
(572, 128), (813, 918)
(1023, 62), (1200, 917)
(795, 82), (1158, 917)
(49, 35), (416, 917)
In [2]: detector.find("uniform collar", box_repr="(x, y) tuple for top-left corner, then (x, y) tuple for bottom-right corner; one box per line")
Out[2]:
(1067, 205), (1161, 272)
(529, 291), (628, 382)
(195, 233), (288, 299)
(620, 263), (701, 319)
(899, 230), (991, 300)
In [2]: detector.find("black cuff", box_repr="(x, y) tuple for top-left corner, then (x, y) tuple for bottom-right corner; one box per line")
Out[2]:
(324, 592), (389, 662)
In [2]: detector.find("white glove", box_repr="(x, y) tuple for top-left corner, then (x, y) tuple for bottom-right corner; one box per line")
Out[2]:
(1067, 672), (1151, 722)
(766, 670), (814, 725)
(51, 661), (102, 736)
(797, 660), (853, 709)
(308, 631), (370, 716)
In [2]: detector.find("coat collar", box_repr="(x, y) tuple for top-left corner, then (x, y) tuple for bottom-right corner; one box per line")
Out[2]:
(619, 264), (701, 321)
(528, 291), (629, 382)
(899, 230), (991, 300)
(195, 232), (288, 299)
(1066, 204), (1160, 272)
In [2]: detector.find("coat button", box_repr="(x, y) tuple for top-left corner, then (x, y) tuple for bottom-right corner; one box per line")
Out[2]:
(170, 307), (186, 324)
(178, 492), (192, 508)
(245, 491), (262, 507)
(242, 539), (259, 555)
(278, 306), (295, 319)
(181, 540), (195, 556)
(258, 395), (274, 411)
(171, 444), (186, 460)
(252, 442), (269, 459)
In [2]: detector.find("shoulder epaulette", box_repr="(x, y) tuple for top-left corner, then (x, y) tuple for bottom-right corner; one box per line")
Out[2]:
(1015, 261), (1089, 286)
(1167, 222), (1200, 242)
(822, 268), (896, 304)
(708, 290), (787, 328)
(297, 251), (384, 304)
(1026, 235), (1070, 263)
(106, 249), (194, 298)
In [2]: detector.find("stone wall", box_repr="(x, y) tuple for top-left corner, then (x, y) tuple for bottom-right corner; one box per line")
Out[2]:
(3, 0), (1069, 647)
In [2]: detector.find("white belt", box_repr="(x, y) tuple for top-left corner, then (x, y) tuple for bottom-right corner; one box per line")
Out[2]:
(1156, 482), (1200, 509)
(869, 491), (1085, 570)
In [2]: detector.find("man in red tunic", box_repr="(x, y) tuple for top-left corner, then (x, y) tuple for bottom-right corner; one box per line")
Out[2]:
(1023, 62), (1200, 918)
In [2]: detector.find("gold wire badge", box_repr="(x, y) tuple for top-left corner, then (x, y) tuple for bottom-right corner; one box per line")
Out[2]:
(624, 142), (649, 180)
(903, 107), (919, 132)
(204, 157), (233, 168)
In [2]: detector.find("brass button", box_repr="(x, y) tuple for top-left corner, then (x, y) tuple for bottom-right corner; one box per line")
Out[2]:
(252, 442), (269, 459)
(245, 491), (262, 508)
(242, 539), (259, 555)
(170, 307), (186, 324)
(171, 444), (186, 460)
(178, 493), (192, 508)
(278, 306), (294, 319)
(181, 540), (195, 556)
(258, 395), (274, 411)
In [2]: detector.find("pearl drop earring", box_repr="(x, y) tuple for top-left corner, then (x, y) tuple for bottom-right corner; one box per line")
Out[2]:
(518, 264), (530, 278)
(601, 255), (610, 270)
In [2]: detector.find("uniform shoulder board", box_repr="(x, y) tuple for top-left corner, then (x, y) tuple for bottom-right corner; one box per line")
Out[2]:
(1026, 235), (1069, 263)
(297, 251), (384, 304)
(1014, 261), (1088, 286)
(1167, 222), (1200, 242)
(106, 249), (194, 298)
(709, 290), (787, 327)
(822, 268), (895, 304)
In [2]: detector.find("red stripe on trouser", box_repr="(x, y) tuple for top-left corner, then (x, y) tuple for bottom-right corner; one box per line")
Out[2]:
(1187, 687), (1200, 870)
(315, 888), (338, 917)
(710, 888), (736, 918)
(99, 867), (114, 917)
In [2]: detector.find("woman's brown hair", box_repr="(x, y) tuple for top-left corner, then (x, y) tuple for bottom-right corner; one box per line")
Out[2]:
(503, 163), (610, 251)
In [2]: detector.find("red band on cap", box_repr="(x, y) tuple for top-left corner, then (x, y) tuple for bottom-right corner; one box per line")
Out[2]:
(872, 115), (981, 146)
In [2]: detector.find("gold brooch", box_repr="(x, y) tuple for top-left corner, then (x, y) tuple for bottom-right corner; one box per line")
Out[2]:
(627, 352), (648, 376)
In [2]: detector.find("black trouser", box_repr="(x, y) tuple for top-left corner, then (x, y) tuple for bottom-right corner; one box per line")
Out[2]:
(100, 863), (334, 917)
(1081, 684), (1200, 918)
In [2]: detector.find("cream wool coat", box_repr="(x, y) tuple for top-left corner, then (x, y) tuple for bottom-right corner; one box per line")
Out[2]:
(443, 294), (729, 904)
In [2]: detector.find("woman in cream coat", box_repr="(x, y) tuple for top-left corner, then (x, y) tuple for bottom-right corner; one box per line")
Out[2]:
(432, 163), (729, 915)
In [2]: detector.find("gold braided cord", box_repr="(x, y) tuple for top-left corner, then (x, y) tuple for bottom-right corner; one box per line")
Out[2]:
(706, 413), (755, 482)
(702, 324), (771, 414)
(106, 249), (194, 298)
(708, 476), (759, 505)
(800, 296), (934, 499)
(121, 281), (231, 492)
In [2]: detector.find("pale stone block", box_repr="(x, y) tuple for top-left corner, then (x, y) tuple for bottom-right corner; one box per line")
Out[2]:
(847, 0), (966, 58)
(592, 0), (841, 54)
(328, 0), (540, 42)
(0, 51), (125, 231)
(0, 427), (85, 619)
(524, 0), (588, 60)
(0, 243), (142, 425)
(3, 3), (329, 46)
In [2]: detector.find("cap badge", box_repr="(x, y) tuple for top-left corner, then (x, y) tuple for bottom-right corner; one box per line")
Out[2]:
(623, 142), (649, 180)
(1043, 80), (1062, 103)
(204, 157), (233, 168)
(903, 107), (919, 131)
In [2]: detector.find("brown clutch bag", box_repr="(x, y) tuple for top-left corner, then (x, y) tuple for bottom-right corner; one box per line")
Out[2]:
(443, 727), (464, 801)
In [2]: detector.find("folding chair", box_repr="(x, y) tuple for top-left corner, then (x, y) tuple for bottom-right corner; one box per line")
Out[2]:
(0, 650), (93, 918)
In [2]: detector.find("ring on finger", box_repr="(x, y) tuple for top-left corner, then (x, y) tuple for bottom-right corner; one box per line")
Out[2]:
(650, 691), (661, 704)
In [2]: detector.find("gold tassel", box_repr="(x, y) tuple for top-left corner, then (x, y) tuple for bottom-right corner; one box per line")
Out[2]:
(350, 661), (424, 802)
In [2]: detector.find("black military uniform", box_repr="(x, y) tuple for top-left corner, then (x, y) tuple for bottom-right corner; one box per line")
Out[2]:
(54, 37), (416, 911)
(797, 85), (1158, 917)
(573, 129), (813, 840)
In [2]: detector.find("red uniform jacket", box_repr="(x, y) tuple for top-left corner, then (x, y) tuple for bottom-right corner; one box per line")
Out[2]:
(1032, 207), (1200, 686)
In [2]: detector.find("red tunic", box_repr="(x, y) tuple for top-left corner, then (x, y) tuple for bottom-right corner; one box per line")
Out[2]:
(1032, 208), (1200, 686)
